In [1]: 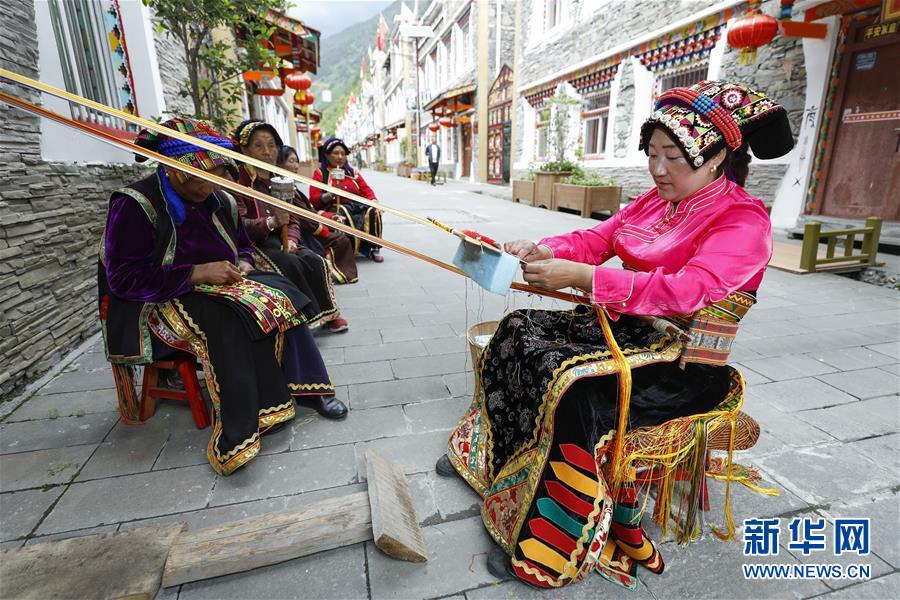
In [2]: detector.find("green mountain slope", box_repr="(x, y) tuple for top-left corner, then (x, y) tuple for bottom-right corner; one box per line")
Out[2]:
(314, 1), (431, 136)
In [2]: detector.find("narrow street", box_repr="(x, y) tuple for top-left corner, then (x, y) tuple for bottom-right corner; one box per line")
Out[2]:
(1, 170), (898, 599)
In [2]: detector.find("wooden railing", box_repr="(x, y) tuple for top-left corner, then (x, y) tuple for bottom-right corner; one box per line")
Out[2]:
(799, 217), (883, 273)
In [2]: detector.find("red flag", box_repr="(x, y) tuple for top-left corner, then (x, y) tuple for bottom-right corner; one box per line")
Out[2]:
(376, 13), (388, 52)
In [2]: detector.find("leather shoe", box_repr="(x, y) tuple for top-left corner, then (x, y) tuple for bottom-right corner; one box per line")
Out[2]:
(435, 454), (457, 477)
(261, 421), (288, 436)
(486, 546), (515, 582)
(298, 395), (348, 420)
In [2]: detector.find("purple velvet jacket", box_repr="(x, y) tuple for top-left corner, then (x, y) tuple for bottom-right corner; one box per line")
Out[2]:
(104, 180), (255, 303)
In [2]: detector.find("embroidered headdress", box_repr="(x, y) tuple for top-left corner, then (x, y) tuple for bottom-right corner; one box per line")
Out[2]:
(639, 80), (794, 168)
(134, 117), (236, 225)
(233, 119), (284, 149)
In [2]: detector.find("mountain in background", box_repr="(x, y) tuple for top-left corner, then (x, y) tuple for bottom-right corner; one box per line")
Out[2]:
(314, 0), (431, 136)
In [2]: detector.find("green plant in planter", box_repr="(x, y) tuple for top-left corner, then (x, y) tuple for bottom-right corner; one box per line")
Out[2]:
(520, 170), (536, 181)
(563, 170), (618, 187)
(540, 160), (584, 177)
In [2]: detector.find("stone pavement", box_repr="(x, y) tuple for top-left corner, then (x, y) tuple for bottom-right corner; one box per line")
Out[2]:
(1, 170), (898, 600)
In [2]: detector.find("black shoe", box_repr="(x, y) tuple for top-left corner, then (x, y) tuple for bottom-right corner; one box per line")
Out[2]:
(435, 454), (457, 477)
(486, 546), (515, 582)
(298, 395), (348, 420)
(260, 421), (288, 436)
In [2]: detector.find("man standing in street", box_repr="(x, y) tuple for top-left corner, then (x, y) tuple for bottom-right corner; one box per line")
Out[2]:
(425, 137), (441, 185)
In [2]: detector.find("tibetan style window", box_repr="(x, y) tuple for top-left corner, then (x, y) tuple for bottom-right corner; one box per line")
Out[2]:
(581, 92), (610, 157)
(659, 64), (708, 94)
(48, 0), (137, 132)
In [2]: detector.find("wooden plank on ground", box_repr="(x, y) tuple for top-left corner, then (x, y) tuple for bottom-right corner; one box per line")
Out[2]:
(161, 491), (372, 587)
(0, 523), (184, 600)
(366, 449), (428, 562)
(768, 240), (868, 274)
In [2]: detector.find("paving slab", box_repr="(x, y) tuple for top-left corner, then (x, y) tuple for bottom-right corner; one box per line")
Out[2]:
(877, 363), (900, 378)
(380, 324), (457, 343)
(36, 466), (216, 535)
(152, 427), (211, 470)
(76, 430), (171, 481)
(735, 364), (773, 386)
(366, 516), (498, 600)
(291, 405), (407, 451)
(432, 471), (481, 522)
(405, 471), (441, 527)
(355, 430), (450, 481)
(815, 369), (900, 400)
(4, 388), (119, 422)
(826, 494), (900, 569)
(349, 375), (451, 410)
(747, 378), (859, 413)
(641, 534), (829, 599)
(866, 341), (900, 361)
(794, 395), (900, 442)
(23, 524), (119, 547)
(326, 359), (395, 386)
(444, 372), (477, 398)
(741, 395), (839, 456)
(179, 543), (368, 600)
(37, 367), (115, 395)
(805, 347), (897, 372)
(0, 488), (64, 541)
(423, 336), (468, 356)
(318, 346), (345, 366)
(343, 340), (428, 364)
(740, 355), (838, 381)
(756, 444), (894, 506)
(208, 444), (357, 506)
(403, 396), (470, 434)
(0, 444), (95, 491)
(818, 573), (900, 599)
(466, 576), (658, 599)
(0, 412), (119, 455)
(313, 327), (383, 348)
(846, 433), (899, 473)
(782, 509), (893, 591)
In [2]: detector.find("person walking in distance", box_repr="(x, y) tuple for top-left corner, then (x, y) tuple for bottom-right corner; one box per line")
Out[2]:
(425, 137), (441, 186)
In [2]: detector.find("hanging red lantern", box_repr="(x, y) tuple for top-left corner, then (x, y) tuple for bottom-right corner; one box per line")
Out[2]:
(294, 91), (315, 106)
(727, 10), (778, 65)
(427, 122), (440, 132)
(284, 72), (312, 91)
(310, 125), (321, 139)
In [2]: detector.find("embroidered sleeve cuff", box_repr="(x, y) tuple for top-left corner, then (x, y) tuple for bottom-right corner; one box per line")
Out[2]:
(591, 267), (635, 308)
(538, 237), (569, 260)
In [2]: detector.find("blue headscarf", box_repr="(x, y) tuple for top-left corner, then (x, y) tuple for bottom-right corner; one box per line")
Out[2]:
(318, 137), (354, 179)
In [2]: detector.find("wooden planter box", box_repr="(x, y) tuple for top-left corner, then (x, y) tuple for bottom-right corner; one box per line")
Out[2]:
(511, 180), (535, 205)
(552, 184), (622, 218)
(396, 164), (414, 178)
(533, 171), (571, 209)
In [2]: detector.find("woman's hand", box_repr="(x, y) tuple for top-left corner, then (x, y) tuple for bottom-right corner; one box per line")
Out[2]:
(522, 259), (593, 292)
(504, 240), (553, 263)
(190, 261), (243, 285)
(238, 260), (253, 275)
(287, 240), (299, 253)
(321, 192), (335, 205)
(269, 207), (290, 228)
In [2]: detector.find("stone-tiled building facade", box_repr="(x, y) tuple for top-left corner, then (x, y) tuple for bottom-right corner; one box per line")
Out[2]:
(0, 0), (181, 399)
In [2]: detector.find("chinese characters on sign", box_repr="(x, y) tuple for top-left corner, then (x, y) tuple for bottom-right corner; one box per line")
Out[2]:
(742, 517), (870, 556)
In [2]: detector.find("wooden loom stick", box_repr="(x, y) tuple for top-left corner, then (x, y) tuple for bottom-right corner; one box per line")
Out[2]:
(0, 84), (590, 307)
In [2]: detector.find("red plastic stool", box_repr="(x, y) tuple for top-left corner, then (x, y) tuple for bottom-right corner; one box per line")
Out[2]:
(139, 353), (210, 429)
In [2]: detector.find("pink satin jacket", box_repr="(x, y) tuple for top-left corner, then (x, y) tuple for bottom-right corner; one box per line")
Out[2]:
(539, 176), (772, 317)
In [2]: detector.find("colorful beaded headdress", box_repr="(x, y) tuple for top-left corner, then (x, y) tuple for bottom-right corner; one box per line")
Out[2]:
(639, 80), (794, 169)
(233, 119), (284, 149)
(134, 117), (237, 179)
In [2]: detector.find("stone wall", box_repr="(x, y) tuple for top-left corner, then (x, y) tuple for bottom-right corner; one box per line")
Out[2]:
(152, 27), (194, 117)
(0, 0), (145, 400)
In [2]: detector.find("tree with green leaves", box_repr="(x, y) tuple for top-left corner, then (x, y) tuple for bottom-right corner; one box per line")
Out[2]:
(143, 0), (287, 129)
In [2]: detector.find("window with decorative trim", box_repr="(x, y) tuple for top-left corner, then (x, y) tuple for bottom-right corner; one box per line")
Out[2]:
(658, 64), (708, 95)
(48, 0), (138, 134)
(581, 92), (610, 157)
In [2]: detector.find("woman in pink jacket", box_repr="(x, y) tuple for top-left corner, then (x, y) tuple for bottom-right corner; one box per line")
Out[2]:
(437, 81), (795, 590)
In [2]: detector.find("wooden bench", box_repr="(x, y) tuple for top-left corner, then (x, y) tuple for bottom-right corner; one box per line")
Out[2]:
(799, 217), (883, 273)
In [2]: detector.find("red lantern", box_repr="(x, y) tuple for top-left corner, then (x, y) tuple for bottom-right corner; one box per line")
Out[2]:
(284, 72), (312, 91)
(294, 91), (315, 106)
(310, 125), (321, 139)
(427, 123), (440, 132)
(727, 11), (778, 64)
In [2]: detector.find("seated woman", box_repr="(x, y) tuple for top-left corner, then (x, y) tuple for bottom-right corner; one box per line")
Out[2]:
(100, 118), (346, 476)
(276, 145), (359, 284)
(309, 138), (384, 263)
(231, 120), (350, 336)
(436, 81), (794, 589)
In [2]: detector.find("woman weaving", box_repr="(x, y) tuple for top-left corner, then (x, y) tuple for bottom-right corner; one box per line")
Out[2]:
(436, 81), (794, 589)
(100, 118), (340, 475)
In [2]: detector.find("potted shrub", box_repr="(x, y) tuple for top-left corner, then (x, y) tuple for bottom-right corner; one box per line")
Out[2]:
(534, 160), (583, 209)
(552, 171), (621, 218)
(511, 169), (535, 205)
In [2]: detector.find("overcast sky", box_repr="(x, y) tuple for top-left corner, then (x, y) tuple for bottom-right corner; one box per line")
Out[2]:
(288, 0), (394, 39)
